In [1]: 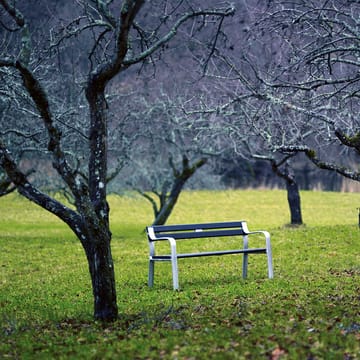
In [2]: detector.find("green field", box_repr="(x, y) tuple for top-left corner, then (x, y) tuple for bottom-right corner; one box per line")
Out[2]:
(1, 190), (359, 359)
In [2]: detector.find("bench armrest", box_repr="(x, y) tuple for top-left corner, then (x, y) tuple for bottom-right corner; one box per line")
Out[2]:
(246, 230), (271, 249)
(246, 230), (273, 279)
(148, 236), (177, 258)
(247, 229), (270, 237)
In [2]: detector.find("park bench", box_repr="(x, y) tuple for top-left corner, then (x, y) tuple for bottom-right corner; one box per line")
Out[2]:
(146, 220), (273, 290)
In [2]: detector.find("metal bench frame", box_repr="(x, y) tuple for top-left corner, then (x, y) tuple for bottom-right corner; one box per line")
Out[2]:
(146, 220), (273, 290)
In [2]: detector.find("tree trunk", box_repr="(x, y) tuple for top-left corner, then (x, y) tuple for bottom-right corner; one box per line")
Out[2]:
(68, 206), (118, 321)
(286, 179), (303, 225)
(153, 177), (187, 226)
(83, 231), (118, 321)
(152, 157), (207, 225)
(271, 159), (303, 226)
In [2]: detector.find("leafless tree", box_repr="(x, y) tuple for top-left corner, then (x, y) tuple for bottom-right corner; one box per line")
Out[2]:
(183, 66), (307, 225)
(185, 0), (359, 223)
(237, 0), (360, 181)
(114, 91), (208, 225)
(0, 0), (234, 321)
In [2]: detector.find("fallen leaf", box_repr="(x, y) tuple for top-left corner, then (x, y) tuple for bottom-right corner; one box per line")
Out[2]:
(271, 346), (287, 360)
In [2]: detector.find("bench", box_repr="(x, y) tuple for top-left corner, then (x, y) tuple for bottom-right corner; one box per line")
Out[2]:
(146, 220), (273, 290)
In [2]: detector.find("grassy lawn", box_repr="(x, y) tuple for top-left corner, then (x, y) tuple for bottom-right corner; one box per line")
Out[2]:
(0, 190), (359, 359)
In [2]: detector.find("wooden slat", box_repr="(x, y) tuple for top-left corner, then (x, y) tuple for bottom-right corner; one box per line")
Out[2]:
(157, 228), (245, 239)
(151, 221), (244, 233)
(149, 221), (247, 240)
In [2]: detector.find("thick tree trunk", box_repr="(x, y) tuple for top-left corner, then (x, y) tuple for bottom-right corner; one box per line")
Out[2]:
(85, 67), (118, 322)
(83, 232), (118, 321)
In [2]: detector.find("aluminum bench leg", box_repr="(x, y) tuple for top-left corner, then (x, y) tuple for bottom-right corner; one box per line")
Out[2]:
(148, 259), (155, 287)
(242, 253), (248, 278)
(264, 231), (274, 279)
(148, 241), (156, 287)
(242, 235), (248, 278)
(171, 257), (179, 290)
(267, 250), (274, 279)
(169, 238), (179, 290)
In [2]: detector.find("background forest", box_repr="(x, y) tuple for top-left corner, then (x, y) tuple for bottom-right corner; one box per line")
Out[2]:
(1, 0), (359, 198)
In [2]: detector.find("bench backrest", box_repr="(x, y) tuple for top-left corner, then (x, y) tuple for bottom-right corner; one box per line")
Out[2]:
(147, 221), (249, 241)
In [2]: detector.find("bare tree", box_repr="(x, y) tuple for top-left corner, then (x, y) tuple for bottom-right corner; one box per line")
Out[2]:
(183, 0), (359, 226)
(259, 155), (303, 225)
(117, 92), (208, 225)
(136, 155), (207, 226)
(239, 0), (360, 181)
(184, 66), (308, 225)
(0, 0), (235, 321)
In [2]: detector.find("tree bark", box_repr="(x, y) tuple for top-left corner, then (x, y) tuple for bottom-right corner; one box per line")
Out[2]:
(0, 175), (15, 196)
(152, 157), (207, 225)
(153, 176), (188, 226)
(271, 160), (303, 225)
(286, 178), (303, 225)
(83, 230), (117, 321)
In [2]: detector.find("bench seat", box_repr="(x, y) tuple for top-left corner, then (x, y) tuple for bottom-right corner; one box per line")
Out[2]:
(146, 220), (273, 290)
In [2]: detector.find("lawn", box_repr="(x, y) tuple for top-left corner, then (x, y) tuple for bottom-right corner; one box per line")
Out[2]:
(0, 190), (359, 359)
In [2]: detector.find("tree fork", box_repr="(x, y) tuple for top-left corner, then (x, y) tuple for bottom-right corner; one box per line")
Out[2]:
(152, 157), (207, 225)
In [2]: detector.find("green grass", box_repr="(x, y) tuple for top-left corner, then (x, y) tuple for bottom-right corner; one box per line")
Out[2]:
(0, 190), (359, 359)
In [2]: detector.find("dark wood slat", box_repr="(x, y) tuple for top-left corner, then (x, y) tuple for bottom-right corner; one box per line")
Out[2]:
(157, 228), (246, 239)
(151, 221), (244, 233)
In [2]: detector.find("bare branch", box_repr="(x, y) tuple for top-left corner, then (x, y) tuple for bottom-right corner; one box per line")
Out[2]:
(0, 140), (81, 223)
(123, 5), (235, 66)
(276, 145), (360, 182)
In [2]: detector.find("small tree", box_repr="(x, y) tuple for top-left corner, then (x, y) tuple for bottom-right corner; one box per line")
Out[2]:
(136, 155), (207, 226)
(120, 93), (208, 225)
(254, 155), (303, 225)
(184, 76), (307, 225)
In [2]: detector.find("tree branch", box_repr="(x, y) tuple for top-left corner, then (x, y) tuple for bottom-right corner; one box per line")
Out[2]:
(0, 0), (31, 64)
(0, 140), (82, 226)
(0, 57), (87, 198)
(276, 145), (360, 182)
(335, 129), (360, 155)
(135, 189), (159, 218)
(123, 6), (235, 66)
